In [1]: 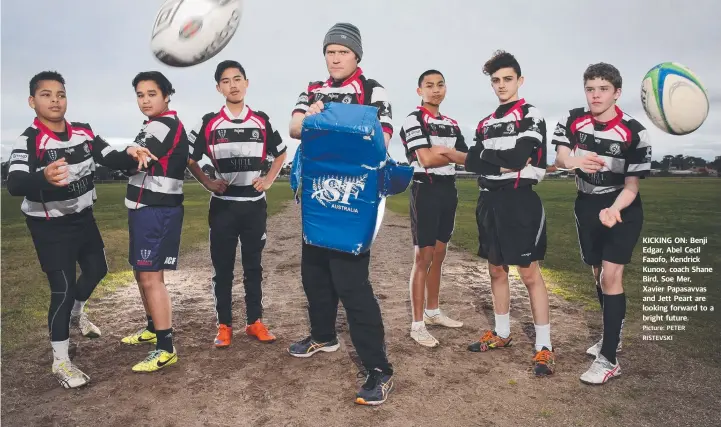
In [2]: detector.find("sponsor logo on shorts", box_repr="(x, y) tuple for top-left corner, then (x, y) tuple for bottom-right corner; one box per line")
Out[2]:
(137, 249), (153, 266)
(164, 257), (176, 265)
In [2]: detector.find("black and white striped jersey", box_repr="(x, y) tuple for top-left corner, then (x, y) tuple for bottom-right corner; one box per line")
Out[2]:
(292, 67), (393, 136)
(125, 111), (189, 209)
(465, 99), (547, 190)
(7, 119), (137, 219)
(188, 105), (286, 202)
(551, 106), (652, 194)
(400, 106), (468, 176)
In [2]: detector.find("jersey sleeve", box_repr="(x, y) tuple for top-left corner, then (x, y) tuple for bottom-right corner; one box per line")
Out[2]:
(454, 127), (469, 153)
(625, 127), (652, 178)
(134, 118), (178, 164)
(6, 132), (54, 196)
(475, 113), (544, 170)
(261, 113), (287, 158)
(463, 121), (501, 175)
(188, 115), (210, 162)
(400, 114), (431, 153)
(367, 80), (393, 136)
(91, 135), (137, 170)
(292, 82), (315, 115)
(551, 112), (573, 151)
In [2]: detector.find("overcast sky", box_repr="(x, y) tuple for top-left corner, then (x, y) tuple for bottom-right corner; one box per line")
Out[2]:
(2, 0), (719, 164)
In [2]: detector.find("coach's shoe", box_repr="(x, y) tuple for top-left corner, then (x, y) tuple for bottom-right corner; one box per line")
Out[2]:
(355, 368), (394, 406)
(533, 347), (555, 377)
(121, 327), (157, 345)
(53, 361), (90, 389)
(246, 320), (276, 343)
(424, 311), (463, 328)
(288, 336), (340, 358)
(215, 324), (232, 348)
(580, 354), (621, 385)
(132, 348), (178, 373)
(586, 339), (623, 357)
(410, 325), (439, 348)
(70, 312), (101, 338)
(468, 330), (513, 352)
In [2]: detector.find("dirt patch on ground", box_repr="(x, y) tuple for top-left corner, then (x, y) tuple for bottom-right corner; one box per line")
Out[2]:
(2, 202), (719, 427)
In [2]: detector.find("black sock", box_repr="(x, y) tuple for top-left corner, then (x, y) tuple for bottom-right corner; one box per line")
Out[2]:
(156, 328), (174, 353)
(596, 286), (604, 309)
(600, 293), (625, 364)
(146, 315), (155, 333)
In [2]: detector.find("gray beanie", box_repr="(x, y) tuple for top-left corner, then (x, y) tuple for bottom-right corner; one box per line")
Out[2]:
(323, 22), (363, 62)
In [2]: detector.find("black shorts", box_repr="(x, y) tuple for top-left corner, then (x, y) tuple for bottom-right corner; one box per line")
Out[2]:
(409, 175), (458, 248)
(26, 209), (105, 272)
(128, 205), (184, 271)
(574, 191), (643, 265)
(476, 186), (547, 266)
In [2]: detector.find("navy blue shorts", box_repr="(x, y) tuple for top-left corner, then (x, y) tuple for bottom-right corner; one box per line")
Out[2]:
(128, 205), (184, 271)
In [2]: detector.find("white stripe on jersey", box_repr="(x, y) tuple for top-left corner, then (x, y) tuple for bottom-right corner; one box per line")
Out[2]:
(9, 164), (29, 173)
(66, 157), (95, 183)
(21, 190), (97, 218)
(37, 133), (90, 151)
(627, 163), (650, 172)
(128, 174), (183, 194)
(574, 148), (626, 174)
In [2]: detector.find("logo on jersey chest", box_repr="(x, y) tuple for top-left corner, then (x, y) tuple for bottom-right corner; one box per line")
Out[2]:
(216, 129), (229, 143)
(609, 142), (621, 156)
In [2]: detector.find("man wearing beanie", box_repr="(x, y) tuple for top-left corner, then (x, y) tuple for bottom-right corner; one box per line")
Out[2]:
(288, 22), (394, 406)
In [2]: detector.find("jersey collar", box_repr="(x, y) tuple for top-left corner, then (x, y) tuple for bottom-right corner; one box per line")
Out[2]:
(221, 105), (250, 122)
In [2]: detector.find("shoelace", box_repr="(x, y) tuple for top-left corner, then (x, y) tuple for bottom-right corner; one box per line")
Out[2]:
(143, 349), (163, 362)
(479, 330), (495, 342)
(589, 357), (612, 374)
(533, 350), (552, 364)
(415, 328), (435, 342)
(361, 370), (383, 390)
(56, 362), (85, 378)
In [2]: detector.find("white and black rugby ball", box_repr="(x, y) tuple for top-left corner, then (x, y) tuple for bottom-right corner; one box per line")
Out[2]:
(150, 0), (243, 67)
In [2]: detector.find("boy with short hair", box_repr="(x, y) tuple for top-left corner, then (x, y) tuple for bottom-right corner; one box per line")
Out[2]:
(552, 62), (651, 385)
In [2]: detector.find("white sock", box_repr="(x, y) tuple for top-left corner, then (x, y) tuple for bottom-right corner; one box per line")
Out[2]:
(494, 313), (511, 338)
(534, 324), (552, 351)
(51, 340), (70, 366)
(424, 308), (440, 317)
(71, 300), (86, 315)
(411, 321), (425, 330)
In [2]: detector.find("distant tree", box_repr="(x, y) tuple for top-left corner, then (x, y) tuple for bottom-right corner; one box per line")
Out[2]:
(662, 155), (674, 170)
(709, 156), (721, 171)
(651, 160), (662, 169)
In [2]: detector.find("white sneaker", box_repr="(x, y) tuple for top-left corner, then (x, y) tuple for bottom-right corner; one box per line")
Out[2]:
(580, 354), (621, 385)
(424, 312), (463, 328)
(70, 312), (101, 338)
(585, 338), (622, 357)
(410, 325), (439, 348)
(53, 361), (90, 389)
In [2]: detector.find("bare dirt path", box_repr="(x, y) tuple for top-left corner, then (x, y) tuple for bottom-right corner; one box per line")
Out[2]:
(2, 202), (719, 427)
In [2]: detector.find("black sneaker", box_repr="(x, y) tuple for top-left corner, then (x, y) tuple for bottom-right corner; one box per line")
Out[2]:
(287, 336), (340, 358)
(355, 369), (394, 406)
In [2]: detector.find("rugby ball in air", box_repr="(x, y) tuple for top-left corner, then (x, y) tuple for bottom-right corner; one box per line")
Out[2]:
(150, 0), (243, 67)
(641, 62), (709, 135)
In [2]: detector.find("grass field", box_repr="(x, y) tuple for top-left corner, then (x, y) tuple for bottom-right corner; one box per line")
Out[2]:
(386, 177), (721, 358)
(3, 177), (719, 358)
(0, 182), (292, 353)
